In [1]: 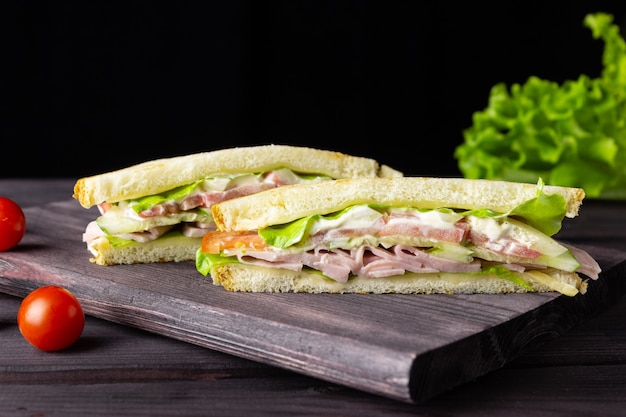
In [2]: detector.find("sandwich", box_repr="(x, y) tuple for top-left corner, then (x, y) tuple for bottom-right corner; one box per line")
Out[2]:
(196, 177), (601, 296)
(72, 145), (402, 266)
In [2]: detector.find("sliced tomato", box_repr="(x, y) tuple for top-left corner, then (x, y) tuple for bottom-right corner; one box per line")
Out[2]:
(201, 231), (267, 254)
(97, 202), (113, 213)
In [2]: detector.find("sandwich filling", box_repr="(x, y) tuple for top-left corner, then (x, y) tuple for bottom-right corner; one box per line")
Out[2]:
(197, 186), (601, 296)
(82, 169), (330, 248)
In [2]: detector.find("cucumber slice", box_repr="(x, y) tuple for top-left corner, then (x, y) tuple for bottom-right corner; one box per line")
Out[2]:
(97, 210), (212, 235)
(428, 242), (474, 263)
(470, 245), (580, 272)
(468, 215), (568, 257)
(505, 217), (569, 257)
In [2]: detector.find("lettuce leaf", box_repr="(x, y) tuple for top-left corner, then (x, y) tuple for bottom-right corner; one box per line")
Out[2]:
(454, 12), (626, 199)
(130, 180), (204, 214)
(258, 206), (362, 248)
(196, 249), (236, 276)
(259, 216), (315, 248)
(463, 179), (567, 236)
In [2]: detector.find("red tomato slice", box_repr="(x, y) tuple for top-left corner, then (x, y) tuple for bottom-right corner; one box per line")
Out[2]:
(201, 231), (267, 254)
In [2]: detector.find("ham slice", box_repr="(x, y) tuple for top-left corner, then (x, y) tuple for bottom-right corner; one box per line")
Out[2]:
(138, 169), (306, 219)
(563, 243), (601, 279)
(226, 244), (481, 283)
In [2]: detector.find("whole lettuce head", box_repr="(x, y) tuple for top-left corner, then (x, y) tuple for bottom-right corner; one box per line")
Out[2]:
(454, 12), (626, 199)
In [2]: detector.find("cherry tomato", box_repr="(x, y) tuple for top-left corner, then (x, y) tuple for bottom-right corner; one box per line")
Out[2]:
(17, 286), (85, 351)
(0, 197), (26, 251)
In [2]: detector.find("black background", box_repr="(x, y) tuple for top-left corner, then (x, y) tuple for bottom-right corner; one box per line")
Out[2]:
(3, 2), (626, 178)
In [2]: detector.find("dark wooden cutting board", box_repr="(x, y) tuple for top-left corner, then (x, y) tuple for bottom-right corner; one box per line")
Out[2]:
(0, 200), (624, 403)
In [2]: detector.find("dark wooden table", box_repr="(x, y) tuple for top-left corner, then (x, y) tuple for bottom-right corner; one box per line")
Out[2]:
(1, 178), (625, 417)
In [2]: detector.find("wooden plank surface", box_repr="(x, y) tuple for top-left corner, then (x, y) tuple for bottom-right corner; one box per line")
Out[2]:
(0, 199), (624, 403)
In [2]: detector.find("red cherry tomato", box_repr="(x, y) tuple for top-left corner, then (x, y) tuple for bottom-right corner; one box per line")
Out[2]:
(17, 286), (85, 351)
(0, 197), (26, 251)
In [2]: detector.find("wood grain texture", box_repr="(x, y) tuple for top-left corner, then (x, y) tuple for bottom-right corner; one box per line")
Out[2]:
(0, 199), (624, 403)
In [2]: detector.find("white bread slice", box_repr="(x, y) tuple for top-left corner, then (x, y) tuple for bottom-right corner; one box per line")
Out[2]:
(73, 145), (402, 208)
(212, 177), (586, 232)
(210, 263), (587, 295)
(87, 234), (201, 266)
